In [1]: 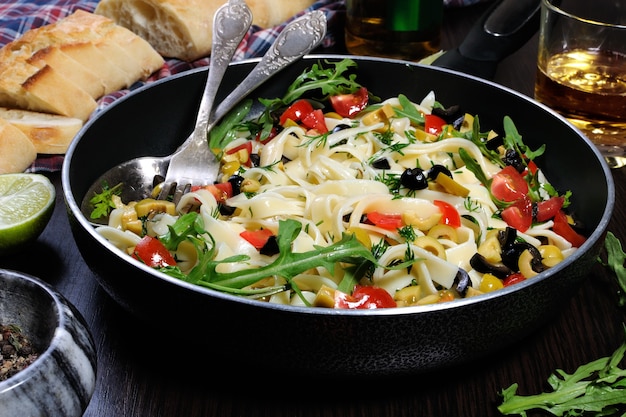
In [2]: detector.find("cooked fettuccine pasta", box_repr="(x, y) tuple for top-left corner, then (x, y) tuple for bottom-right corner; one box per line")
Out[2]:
(94, 60), (585, 309)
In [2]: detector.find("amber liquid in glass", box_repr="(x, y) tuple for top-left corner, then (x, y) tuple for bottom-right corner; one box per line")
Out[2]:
(535, 49), (626, 155)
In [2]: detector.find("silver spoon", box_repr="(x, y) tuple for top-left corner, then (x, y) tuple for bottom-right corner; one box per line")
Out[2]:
(81, 11), (327, 224)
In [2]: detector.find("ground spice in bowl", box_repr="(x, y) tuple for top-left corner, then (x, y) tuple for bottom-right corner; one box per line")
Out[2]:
(0, 323), (39, 381)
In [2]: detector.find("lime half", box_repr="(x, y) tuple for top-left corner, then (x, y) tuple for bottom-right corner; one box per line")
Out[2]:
(0, 173), (56, 255)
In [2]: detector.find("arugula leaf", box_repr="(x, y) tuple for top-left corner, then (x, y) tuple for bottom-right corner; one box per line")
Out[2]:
(458, 147), (491, 189)
(498, 232), (626, 416)
(502, 116), (545, 162)
(280, 58), (363, 104)
(257, 59), (363, 113)
(602, 231), (626, 308)
(498, 326), (626, 416)
(203, 218), (377, 288)
(253, 59), (367, 145)
(89, 182), (122, 219)
(159, 212), (207, 251)
(208, 98), (253, 155)
(393, 94), (425, 125)
(157, 216), (378, 300)
(459, 115), (502, 167)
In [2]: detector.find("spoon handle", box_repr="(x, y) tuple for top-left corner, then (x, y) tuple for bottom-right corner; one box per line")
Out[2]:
(194, 0), (252, 136)
(210, 10), (328, 125)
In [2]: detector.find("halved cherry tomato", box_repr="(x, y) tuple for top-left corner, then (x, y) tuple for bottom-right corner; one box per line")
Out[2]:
(490, 165), (529, 202)
(280, 99), (315, 125)
(240, 229), (274, 250)
(535, 196), (564, 222)
(501, 195), (533, 232)
(225, 141), (253, 166)
(334, 285), (397, 309)
(301, 108), (328, 133)
(329, 87), (369, 118)
(191, 182), (233, 204)
(424, 114), (447, 135)
(433, 200), (461, 228)
(133, 236), (176, 268)
(502, 272), (525, 287)
(552, 210), (586, 247)
(365, 211), (403, 230)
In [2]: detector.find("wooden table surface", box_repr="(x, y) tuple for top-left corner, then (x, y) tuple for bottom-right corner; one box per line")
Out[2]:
(3, 3), (625, 416)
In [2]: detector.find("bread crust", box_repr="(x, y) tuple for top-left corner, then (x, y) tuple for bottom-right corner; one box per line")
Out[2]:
(95, 0), (316, 61)
(96, 0), (218, 61)
(0, 57), (97, 121)
(0, 118), (37, 174)
(27, 46), (106, 99)
(0, 107), (83, 155)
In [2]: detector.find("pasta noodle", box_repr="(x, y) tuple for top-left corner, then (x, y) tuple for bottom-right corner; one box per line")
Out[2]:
(95, 81), (584, 309)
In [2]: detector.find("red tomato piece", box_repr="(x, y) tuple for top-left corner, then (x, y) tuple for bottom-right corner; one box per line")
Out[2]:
(329, 87), (369, 118)
(334, 285), (397, 309)
(535, 196), (565, 222)
(226, 141), (252, 156)
(424, 114), (447, 135)
(365, 212), (403, 230)
(552, 210), (586, 247)
(240, 229), (274, 250)
(133, 236), (176, 268)
(501, 195), (533, 232)
(225, 141), (253, 166)
(433, 200), (461, 228)
(490, 165), (529, 202)
(301, 108), (328, 133)
(503, 272), (525, 287)
(190, 182), (233, 204)
(280, 99), (314, 125)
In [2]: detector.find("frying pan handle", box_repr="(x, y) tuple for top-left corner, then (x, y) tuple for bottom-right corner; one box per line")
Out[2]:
(432, 0), (541, 79)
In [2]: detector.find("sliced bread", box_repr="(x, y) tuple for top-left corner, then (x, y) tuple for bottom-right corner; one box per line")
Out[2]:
(0, 107), (83, 154)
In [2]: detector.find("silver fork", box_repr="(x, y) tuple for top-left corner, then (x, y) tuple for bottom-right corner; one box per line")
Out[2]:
(157, 10), (328, 203)
(156, 0), (252, 202)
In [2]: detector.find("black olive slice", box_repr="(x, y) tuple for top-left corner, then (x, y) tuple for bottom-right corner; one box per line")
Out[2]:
(371, 158), (391, 170)
(502, 149), (524, 173)
(469, 253), (513, 279)
(331, 123), (352, 133)
(501, 241), (542, 272)
(228, 175), (245, 196)
(426, 164), (452, 181)
(400, 167), (428, 190)
(453, 268), (472, 297)
(432, 104), (462, 124)
(260, 235), (280, 256)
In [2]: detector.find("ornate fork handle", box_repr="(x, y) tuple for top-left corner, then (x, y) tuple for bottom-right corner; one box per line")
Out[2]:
(209, 10), (328, 125)
(157, 0), (251, 201)
(193, 0), (252, 139)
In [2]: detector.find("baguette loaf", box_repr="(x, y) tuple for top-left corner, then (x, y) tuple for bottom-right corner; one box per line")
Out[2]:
(16, 10), (165, 95)
(0, 118), (37, 174)
(0, 10), (165, 122)
(0, 107), (83, 155)
(95, 0), (316, 61)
